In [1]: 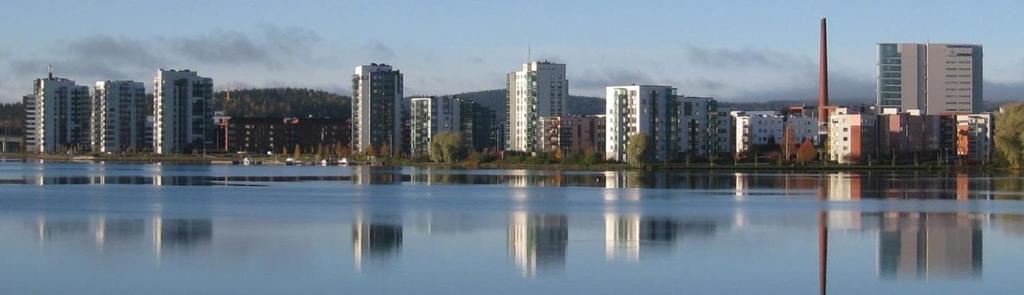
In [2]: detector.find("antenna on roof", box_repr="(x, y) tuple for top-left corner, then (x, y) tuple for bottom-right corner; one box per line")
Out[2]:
(527, 44), (532, 64)
(48, 65), (53, 79)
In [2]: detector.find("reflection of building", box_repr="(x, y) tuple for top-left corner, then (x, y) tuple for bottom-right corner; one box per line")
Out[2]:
(352, 216), (403, 271)
(877, 213), (982, 280)
(351, 166), (402, 185)
(604, 214), (682, 260)
(508, 212), (567, 277)
(826, 173), (863, 200)
(153, 218), (213, 255)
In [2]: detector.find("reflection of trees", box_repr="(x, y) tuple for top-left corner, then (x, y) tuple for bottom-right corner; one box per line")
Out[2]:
(992, 214), (1024, 237)
(508, 212), (567, 277)
(876, 212), (982, 280)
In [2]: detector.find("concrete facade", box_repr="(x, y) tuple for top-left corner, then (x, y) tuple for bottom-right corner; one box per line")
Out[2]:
(409, 96), (462, 155)
(352, 64), (403, 155)
(605, 85), (677, 162)
(91, 80), (149, 153)
(877, 43), (982, 115)
(506, 61), (567, 152)
(828, 108), (877, 164)
(27, 74), (91, 153)
(153, 69), (213, 154)
(538, 115), (605, 154)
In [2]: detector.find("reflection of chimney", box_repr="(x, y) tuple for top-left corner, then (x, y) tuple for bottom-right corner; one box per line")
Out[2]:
(819, 18), (829, 125)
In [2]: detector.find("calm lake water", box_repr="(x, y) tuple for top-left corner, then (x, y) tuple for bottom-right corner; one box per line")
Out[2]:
(3, 162), (1024, 294)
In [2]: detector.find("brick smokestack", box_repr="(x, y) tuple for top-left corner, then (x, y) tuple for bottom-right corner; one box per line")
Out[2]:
(818, 17), (829, 124)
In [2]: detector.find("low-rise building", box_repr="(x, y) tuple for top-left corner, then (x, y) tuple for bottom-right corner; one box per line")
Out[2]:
(731, 111), (817, 157)
(678, 96), (727, 159)
(955, 113), (993, 163)
(828, 108), (877, 164)
(876, 108), (942, 161)
(538, 115), (605, 154)
(222, 117), (348, 155)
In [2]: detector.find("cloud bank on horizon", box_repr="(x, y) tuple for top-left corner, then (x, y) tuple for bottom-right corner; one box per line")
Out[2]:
(1, 0), (1023, 103)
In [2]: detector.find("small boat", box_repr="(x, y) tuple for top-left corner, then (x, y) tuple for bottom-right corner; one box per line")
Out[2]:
(242, 157), (252, 166)
(338, 158), (349, 166)
(320, 159), (328, 166)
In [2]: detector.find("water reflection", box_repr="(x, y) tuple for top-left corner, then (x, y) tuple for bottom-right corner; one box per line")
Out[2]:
(154, 218), (213, 255)
(876, 212), (983, 280)
(352, 214), (403, 272)
(507, 212), (568, 277)
(4, 162), (1024, 200)
(29, 215), (212, 259)
(604, 213), (723, 261)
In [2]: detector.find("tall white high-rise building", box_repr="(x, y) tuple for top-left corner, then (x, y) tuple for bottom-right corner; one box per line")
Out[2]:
(604, 85), (678, 162)
(153, 69), (213, 154)
(352, 64), (403, 155)
(877, 43), (982, 114)
(409, 96), (463, 155)
(91, 80), (148, 153)
(26, 71), (91, 153)
(506, 61), (568, 152)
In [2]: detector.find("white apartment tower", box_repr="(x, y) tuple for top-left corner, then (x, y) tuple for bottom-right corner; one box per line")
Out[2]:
(877, 43), (982, 114)
(506, 61), (568, 152)
(153, 69), (213, 154)
(410, 96), (462, 155)
(605, 85), (678, 163)
(26, 71), (92, 153)
(91, 80), (148, 153)
(352, 64), (403, 155)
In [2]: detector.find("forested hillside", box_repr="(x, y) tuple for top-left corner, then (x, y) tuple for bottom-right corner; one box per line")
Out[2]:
(213, 88), (350, 119)
(451, 89), (605, 120)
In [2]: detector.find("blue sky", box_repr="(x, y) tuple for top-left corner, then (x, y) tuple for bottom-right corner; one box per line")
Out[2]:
(0, 0), (1021, 102)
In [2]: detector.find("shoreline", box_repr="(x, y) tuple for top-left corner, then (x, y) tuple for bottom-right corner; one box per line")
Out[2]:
(1, 153), (1001, 173)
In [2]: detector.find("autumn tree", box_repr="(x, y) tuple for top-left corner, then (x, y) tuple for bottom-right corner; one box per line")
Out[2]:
(796, 138), (817, 164)
(626, 133), (652, 167)
(996, 103), (1024, 169)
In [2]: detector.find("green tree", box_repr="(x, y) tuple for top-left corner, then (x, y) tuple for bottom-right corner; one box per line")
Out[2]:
(626, 133), (652, 167)
(996, 103), (1024, 169)
(294, 144), (301, 159)
(429, 133), (467, 164)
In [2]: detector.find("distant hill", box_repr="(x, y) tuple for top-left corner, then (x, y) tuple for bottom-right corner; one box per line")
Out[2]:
(213, 88), (349, 119)
(0, 102), (24, 134)
(449, 89), (605, 120)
